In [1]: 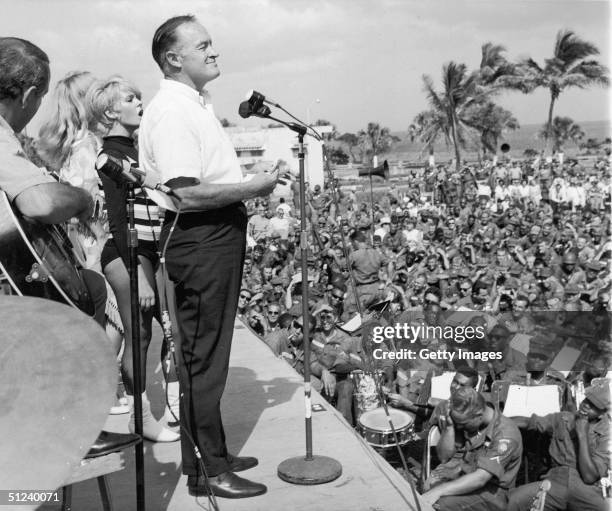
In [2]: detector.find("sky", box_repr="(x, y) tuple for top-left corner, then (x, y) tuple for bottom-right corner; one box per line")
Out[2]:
(3, 0), (611, 135)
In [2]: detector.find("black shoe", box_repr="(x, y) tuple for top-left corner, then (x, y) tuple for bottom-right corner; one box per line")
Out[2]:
(227, 454), (258, 472)
(86, 430), (141, 458)
(188, 471), (267, 499)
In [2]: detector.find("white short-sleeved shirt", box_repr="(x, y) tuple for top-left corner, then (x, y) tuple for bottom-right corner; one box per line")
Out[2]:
(139, 79), (243, 211)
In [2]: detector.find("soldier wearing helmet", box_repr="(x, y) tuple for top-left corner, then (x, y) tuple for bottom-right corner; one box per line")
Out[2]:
(554, 250), (586, 287)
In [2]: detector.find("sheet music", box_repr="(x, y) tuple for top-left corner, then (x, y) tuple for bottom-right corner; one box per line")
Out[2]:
(550, 346), (582, 377)
(430, 372), (456, 400)
(502, 384), (560, 417)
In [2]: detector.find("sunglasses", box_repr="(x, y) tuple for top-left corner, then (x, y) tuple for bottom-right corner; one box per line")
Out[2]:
(460, 287), (471, 291)
(292, 321), (303, 330)
(268, 310), (280, 315)
(330, 294), (344, 301)
(239, 294), (251, 300)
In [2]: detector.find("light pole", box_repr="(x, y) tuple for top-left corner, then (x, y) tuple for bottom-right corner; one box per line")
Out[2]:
(306, 98), (320, 126)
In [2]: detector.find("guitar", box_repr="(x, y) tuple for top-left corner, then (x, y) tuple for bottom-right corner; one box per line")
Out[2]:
(0, 192), (94, 315)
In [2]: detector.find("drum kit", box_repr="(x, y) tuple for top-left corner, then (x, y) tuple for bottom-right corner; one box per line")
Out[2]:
(0, 295), (116, 499)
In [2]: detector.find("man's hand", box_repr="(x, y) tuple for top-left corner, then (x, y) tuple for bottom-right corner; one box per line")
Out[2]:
(387, 392), (413, 409)
(321, 369), (336, 396)
(575, 413), (589, 436)
(438, 409), (454, 431)
(420, 489), (442, 507)
(75, 193), (95, 224)
(248, 168), (280, 198)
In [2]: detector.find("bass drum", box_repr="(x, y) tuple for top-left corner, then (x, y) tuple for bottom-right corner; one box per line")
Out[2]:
(357, 407), (415, 449)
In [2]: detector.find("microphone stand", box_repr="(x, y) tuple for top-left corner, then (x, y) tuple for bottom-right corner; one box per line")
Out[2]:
(260, 114), (342, 485)
(126, 183), (146, 511)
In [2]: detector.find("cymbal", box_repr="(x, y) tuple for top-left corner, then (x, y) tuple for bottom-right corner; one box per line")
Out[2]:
(0, 295), (116, 497)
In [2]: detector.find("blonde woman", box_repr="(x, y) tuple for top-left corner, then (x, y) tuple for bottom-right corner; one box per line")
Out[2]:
(37, 71), (126, 408)
(88, 76), (179, 442)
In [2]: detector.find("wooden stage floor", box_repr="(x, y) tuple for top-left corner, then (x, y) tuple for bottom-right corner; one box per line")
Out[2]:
(41, 321), (426, 511)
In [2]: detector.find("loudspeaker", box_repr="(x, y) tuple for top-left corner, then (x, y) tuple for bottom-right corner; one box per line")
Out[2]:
(359, 160), (389, 179)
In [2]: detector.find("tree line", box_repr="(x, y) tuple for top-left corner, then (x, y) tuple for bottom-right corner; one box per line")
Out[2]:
(330, 29), (609, 169)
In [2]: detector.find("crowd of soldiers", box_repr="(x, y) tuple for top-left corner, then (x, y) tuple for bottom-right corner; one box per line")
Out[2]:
(236, 155), (611, 510)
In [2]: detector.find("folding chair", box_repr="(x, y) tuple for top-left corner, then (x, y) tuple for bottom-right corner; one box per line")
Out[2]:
(420, 425), (441, 490)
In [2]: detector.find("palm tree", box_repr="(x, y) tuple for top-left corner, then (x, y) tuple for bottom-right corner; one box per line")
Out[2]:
(357, 122), (396, 163)
(539, 116), (585, 153)
(477, 42), (523, 91)
(422, 62), (485, 171)
(517, 29), (609, 153)
(409, 110), (447, 163)
(463, 101), (519, 158)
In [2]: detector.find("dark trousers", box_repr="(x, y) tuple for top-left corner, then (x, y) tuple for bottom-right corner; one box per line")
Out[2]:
(161, 203), (247, 476)
(508, 466), (608, 511)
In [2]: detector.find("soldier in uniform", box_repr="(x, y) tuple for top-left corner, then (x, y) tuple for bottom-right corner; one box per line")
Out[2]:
(508, 382), (611, 511)
(421, 387), (523, 510)
(310, 305), (363, 424)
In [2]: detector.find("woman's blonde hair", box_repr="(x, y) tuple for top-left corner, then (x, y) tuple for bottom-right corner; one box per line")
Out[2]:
(87, 76), (141, 133)
(37, 70), (96, 171)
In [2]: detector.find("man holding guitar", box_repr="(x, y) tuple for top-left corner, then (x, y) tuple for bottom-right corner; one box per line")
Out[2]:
(0, 37), (106, 325)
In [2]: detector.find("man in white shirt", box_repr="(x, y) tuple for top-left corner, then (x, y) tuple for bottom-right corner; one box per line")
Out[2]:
(139, 15), (278, 499)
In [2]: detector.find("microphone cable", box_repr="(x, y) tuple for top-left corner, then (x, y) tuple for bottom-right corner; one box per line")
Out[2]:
(158, 205), (221, 511)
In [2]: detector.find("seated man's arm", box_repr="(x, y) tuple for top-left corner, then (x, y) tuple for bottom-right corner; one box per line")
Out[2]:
(576, 416), (610, 484)
(423, 468), (492, 501)
(15, 182), (93, 224)
(436, 413), (457, 462)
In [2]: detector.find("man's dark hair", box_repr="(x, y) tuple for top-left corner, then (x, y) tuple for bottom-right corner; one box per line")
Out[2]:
(278, 313), (293, 329)
(450, 387), (486, 416)
(456, 367), (479, 388)
(152, 14), (196, 71)
(0, 37), (49, 100)
(350, 230), (366, 243)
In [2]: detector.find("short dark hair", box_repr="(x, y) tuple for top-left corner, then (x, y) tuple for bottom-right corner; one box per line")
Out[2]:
(450, 387), (485, 416)
(0, 37), (49, 100)
(350, 230), (366, 243)
(151, 14), (196, 70)
(278, 313), (293, 329)
(456, 367), (479, 388)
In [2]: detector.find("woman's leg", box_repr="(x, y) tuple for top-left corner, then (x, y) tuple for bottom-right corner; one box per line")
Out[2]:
(103, 256), (178, 442)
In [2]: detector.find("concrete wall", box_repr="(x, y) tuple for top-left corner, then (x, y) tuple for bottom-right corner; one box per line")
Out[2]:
(228, 125), (332, 190)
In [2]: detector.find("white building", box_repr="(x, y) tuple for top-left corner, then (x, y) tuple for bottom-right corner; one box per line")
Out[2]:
(227, 125), (333, 191)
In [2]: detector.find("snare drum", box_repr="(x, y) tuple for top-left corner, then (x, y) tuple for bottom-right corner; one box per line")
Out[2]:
(357, 407), (415, 448)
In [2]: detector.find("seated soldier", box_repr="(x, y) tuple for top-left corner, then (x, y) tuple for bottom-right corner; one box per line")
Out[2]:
(280, 313), (315, 376)
(508, 383), (611, 511)
(421, 387), (523, 511)
(263, 312), (293, 356)
(387, 367), (480, 431)
(310, 305), (363, 425)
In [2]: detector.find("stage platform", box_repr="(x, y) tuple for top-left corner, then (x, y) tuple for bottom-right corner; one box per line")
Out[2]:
(41, 321), (427, 511)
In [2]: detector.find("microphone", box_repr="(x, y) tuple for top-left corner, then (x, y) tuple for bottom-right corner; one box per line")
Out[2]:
(245, 89), (279, 109)
(96, 153), (139, 185)
(96, 153), (181, 200)
(238, 100), (270, 119)
(238, 100), (253, 119)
